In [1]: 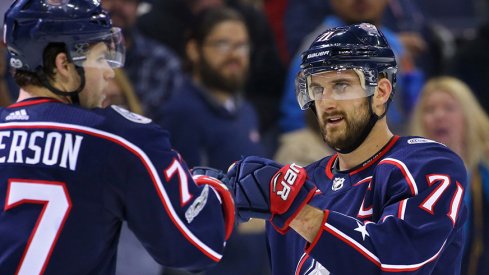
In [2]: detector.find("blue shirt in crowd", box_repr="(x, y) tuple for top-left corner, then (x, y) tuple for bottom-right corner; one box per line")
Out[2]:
(160, 78), (265, 171)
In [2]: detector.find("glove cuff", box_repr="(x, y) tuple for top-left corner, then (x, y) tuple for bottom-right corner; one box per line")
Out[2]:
(193, 175), (235, 240)
(270, 179), (317, 234)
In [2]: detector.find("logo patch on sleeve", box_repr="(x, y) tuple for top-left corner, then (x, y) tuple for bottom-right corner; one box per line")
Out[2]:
(185, 185), (209, 223)
(111, 105), (152, 124)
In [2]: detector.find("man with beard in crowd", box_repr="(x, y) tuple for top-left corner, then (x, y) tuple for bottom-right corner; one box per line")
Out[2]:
(160, 7), (269, 275)
(161, 7), (264, 171)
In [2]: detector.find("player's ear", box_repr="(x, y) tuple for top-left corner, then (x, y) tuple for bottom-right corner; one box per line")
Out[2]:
(373, 78), (392, 114)
(186, 39), (200, 64)
(53, 52), (74, 79)
(52, 52), (80, 92)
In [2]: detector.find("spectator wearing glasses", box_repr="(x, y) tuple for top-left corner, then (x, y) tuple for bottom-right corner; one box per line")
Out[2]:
(160, 7), (269, 275)
(161, 7), (264, 171)
(137, 0), (285, 155)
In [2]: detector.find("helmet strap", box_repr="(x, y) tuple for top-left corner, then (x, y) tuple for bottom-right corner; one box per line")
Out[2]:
(377, 97), (392, 120)
(37, 66), (86, 105)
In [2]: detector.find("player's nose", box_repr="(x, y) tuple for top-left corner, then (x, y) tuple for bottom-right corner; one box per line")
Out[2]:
(104, 67), (115, 80)
(316, 97), (338, 111)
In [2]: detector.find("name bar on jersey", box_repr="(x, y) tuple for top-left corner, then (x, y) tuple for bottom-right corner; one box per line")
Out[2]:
(0, 130), (83, 171)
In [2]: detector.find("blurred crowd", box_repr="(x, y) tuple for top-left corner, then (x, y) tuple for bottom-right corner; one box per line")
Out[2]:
(2, 0), (489, 274)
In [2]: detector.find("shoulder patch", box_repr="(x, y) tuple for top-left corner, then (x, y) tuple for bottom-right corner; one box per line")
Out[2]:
(111, 105), (152, 124)
(407, 138), (445, 146)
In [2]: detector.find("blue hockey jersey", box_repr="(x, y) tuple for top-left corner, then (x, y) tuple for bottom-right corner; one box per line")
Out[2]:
(0, 98), (228, 274)
(267, 136), (468, 274)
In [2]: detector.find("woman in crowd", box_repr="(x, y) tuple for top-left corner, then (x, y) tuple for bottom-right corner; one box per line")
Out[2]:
(410, 76), (489, 275)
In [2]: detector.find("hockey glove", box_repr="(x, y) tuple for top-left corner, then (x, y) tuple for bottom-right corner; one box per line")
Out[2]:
(226, 156), (317, 234)
(191, 167), (235, 240)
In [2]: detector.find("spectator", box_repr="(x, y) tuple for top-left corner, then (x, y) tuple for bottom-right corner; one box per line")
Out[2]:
(410, 76), (489, 275)
(137, 0), (285, 148)
(102, 0), (184, 123)
(160, 7), (268, 275)
(162, 7), (264, 171)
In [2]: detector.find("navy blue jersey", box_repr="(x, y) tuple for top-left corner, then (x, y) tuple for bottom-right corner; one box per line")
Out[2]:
(0, 98), (228, 274)
(267, 136), (468, 274)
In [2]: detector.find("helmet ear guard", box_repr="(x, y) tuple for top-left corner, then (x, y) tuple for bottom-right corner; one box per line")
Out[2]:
(295, 23), (397, 110)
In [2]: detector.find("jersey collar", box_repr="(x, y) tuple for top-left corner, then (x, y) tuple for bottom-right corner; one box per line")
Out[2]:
(7, 97), (64, 108)
(325, 135), (400, 179)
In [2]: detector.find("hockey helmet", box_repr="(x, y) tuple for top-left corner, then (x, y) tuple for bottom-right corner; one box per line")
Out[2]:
(296, 23), (397, 110)
(3, 0), (125, 72)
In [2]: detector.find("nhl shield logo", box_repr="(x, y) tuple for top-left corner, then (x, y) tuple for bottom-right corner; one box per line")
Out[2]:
(332, 177), (345, 191)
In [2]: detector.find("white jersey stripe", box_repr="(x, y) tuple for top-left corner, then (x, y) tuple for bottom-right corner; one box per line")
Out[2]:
(0, 121), (222, 261)
(324, 220), (445, 271)
(379, 158), (419, 195)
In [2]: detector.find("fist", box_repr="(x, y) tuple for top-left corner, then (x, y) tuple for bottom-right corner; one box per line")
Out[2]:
(226, 156), (316, 233)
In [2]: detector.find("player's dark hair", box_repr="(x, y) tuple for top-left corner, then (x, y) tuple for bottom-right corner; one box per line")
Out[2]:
(13, 43), (67, 88)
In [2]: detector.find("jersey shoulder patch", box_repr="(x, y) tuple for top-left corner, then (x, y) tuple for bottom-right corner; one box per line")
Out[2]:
(406, 137), (445, 146)
(111, 105), (152, 124)
(387, 136), (463, 171)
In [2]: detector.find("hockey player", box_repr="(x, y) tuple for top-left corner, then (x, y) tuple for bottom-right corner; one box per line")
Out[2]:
(0, 1), (234, 274)
(223, 23), (468, 274)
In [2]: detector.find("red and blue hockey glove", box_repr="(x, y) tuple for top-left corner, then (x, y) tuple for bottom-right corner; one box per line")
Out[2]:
(226, 156), (317, 234)
(191, 167), (235, 240)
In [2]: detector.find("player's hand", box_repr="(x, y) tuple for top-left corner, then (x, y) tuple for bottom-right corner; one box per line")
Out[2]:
(226, 156), (317, 234)
(190, 166), (235, 240)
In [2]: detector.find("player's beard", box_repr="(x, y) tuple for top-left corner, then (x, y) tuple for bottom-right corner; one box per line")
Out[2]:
(198, 56), (248, 94)
(320, 99), (371, 152)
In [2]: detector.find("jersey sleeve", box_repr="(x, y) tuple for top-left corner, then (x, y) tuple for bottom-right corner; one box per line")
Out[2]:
(304, 145), (468, 274)
(104, 116), (230, 271)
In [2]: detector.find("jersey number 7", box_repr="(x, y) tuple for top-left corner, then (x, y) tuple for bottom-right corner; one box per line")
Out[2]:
(5, 179), (72, 275)
(164, 159), (194, 207)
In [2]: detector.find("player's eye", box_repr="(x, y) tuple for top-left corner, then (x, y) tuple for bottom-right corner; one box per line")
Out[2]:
(95, 57), (106, 66)
(310, 85), (324, 98)
(333, 82), (349, 93)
